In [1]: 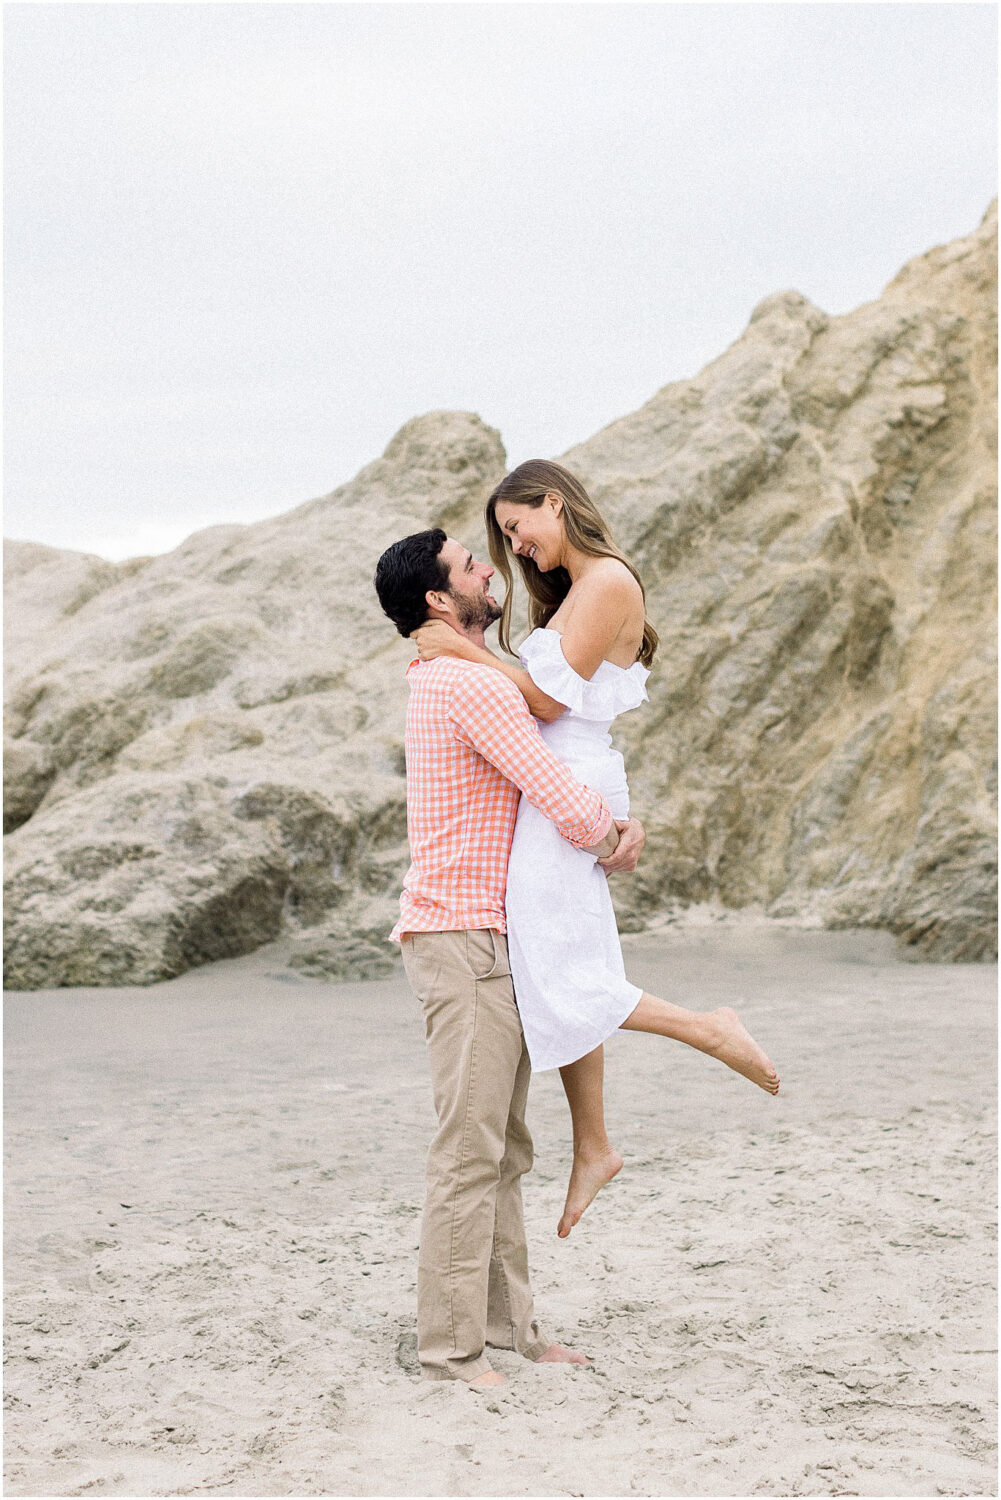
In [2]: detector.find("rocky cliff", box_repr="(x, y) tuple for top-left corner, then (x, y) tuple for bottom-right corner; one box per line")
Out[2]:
(5, 206), (996, 987)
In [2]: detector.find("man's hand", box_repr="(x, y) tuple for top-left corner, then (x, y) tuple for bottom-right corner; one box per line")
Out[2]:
(598, 816), (646, 874)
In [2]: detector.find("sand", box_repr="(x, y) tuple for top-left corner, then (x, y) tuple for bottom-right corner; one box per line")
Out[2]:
(4, 922), (997, 1498)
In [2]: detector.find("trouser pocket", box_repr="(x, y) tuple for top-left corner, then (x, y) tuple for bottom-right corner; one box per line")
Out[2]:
(464, 928), (511, 982)
(401, 933), (445, 1004)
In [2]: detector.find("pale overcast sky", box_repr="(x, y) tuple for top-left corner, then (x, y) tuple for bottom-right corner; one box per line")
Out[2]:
(4, 3), (996, 560)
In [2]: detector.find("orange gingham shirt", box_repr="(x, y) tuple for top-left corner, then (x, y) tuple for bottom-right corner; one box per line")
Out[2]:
(390, 656), (613, 940)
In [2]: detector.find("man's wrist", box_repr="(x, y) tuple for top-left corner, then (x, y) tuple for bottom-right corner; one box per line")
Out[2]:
(588, 817), (619, 859)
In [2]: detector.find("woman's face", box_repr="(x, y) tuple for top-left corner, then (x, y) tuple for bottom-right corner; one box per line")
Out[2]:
(494, 494), (565, 572)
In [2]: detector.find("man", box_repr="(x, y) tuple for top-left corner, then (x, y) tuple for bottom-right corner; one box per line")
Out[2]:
(374, 527), (644, 1388)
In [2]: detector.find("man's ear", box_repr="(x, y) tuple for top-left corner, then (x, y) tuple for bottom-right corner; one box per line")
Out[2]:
(425, 589), (452, 619)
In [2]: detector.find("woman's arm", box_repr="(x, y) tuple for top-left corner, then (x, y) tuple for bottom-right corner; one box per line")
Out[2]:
(411, 621), (567, 722)
(556, 564), (643, 680)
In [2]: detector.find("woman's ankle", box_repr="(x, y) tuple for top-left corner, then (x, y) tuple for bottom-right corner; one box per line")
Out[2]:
(572, 1138), (616, 1162)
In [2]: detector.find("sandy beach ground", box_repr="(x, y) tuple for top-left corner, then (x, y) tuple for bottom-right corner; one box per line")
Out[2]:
(4, 921), (997, 1498)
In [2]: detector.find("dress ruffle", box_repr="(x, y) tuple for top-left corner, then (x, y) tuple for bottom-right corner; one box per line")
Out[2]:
(518, 627), (650, 722)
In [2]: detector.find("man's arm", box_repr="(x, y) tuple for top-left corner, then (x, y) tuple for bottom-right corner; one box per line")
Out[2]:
(449, 667), (618, 854)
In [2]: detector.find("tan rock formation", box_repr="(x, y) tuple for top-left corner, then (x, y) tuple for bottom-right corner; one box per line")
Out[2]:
(4, 208), (996, 986)
(564, 204), (997, 961)
(3, 414), (506, 987)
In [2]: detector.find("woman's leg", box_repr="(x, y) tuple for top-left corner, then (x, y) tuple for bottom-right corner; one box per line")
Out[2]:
(556, 1046), (624, 1238)
(621, 993), (780, 1093)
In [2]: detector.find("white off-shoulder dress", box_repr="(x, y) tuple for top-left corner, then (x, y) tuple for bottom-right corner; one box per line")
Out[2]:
(505, 627), (650, 1071)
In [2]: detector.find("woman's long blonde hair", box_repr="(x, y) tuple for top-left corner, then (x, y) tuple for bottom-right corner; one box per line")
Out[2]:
(485, 460), (658, 667)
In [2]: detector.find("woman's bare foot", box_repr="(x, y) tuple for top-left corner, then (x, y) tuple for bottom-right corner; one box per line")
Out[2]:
(468, 1369), (506, 1389)
(704, 1007), (780, 1093)
(557, 1147), (624, 1238)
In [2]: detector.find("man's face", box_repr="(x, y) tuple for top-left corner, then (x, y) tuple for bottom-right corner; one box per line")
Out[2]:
(436, 538), (502, 631)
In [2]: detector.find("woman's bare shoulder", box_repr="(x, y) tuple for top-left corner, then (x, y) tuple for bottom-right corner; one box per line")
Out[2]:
(575, 556), (643, 603)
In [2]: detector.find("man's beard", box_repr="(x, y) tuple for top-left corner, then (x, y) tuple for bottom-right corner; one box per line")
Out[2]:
(450, 588), (502, 632)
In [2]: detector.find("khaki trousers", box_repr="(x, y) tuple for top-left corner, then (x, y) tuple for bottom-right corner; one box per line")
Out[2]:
(401, 928), (550, 1382)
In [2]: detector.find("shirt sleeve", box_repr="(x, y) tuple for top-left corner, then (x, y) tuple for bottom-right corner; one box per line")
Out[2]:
(448, 666), (613, 850)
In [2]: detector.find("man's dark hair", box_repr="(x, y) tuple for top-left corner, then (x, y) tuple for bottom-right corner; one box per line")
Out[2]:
(374, 528), (451, 637)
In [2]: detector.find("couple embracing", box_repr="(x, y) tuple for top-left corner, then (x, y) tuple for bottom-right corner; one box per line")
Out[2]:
(374, 459), (779, 1389)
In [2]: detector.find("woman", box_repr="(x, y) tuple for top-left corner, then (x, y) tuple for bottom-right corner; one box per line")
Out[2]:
(413, 460), (779, 1238)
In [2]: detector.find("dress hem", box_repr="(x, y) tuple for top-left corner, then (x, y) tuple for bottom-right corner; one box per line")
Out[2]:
(525, 984), (642, 1072)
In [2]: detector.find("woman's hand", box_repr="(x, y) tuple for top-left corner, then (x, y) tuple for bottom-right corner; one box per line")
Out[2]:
(412, 622), (563, 717)
(412, 620), (482, 662)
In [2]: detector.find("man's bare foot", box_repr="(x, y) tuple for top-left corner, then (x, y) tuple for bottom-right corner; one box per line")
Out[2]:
(468, 1369), (506, 1389)
(556, 1147), (624, 1238)
(704, 1007), (780, 1094)
(535, 1343), (591, 1366)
